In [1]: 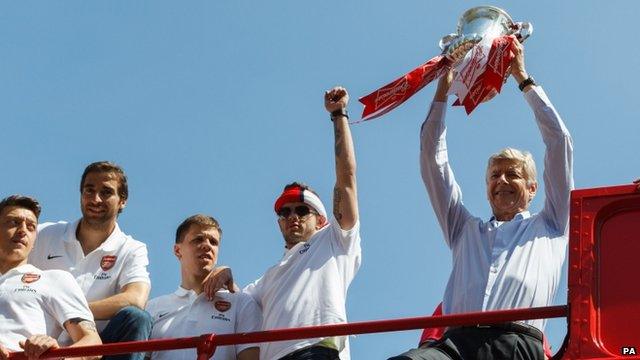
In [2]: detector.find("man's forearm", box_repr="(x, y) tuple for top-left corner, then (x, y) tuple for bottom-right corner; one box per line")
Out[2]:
(69, 332), (102, 360)
(89, 293), (140, 319)
(89, 283), (149, 320)
(325, 86), (359, 230)
(65, 318), (102, 360)
(527, 87), (574, 230)
(332, 114), (358, 228)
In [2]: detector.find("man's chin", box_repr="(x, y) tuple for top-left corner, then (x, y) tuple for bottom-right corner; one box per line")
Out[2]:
(284, 235), (305, 246)
(82, 215), (111, 226)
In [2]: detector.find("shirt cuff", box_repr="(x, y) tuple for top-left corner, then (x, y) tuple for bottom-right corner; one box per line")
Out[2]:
(524, 85), (552, 109)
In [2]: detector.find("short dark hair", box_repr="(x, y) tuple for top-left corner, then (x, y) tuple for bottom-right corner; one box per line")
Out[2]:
(0, 195), (42, 219)
(283, 181), (319, 197)
(175, 214), (222, 244)
(80, 161), (129, 201)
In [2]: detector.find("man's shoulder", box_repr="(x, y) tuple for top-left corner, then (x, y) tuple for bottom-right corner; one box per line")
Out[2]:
(40, 269), (80, 287)
(37, 220), (74, 238)
(146, 293), (179, 315)
(27, 268), (80, 294)
(111, 229), (148, 254)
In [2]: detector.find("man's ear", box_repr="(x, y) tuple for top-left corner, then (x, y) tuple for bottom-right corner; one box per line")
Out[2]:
(315, 214), (328, 229)
(173, 244), (182, 259)
(119, 198), (127, 212)
(528, 182), (538, 202)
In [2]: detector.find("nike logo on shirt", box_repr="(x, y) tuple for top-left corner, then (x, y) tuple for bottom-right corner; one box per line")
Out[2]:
(47, 254), (63, 260)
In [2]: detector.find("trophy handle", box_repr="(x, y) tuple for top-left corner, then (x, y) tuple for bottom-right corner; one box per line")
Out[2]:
(439, 33), (459, 50)
(512, 22), (533, 43)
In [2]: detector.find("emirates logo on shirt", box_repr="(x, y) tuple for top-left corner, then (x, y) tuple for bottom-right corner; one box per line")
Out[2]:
(215, 300), (231, 312)
(21, 273), (41, 284)
(100, 255), (117, 271)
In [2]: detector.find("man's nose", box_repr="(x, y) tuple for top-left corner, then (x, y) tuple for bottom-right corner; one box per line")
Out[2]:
(16, 221), (28, 234)
(200, 241), (214, 251)
(89, 192), (102, 202)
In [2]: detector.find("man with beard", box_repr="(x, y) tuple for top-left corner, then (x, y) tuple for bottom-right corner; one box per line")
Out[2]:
(238, 86), (361, 360)
(0, 195), (101, 360)
(145, 214), (261, 360)
(201, 86), (361, 360)
(29, 161), (152, 360)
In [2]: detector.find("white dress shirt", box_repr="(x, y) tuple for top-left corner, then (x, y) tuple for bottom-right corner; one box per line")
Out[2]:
(420, 86), (573, 331)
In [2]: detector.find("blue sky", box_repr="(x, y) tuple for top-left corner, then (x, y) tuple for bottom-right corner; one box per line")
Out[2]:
(2, 1), (639, 358)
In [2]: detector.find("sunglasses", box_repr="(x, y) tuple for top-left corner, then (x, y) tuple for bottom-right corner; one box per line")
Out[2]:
(277, 205), (317, 219)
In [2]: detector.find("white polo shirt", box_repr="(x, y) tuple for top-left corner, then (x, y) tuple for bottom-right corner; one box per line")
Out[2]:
(29, 219), (150, 333)
(244, 217), (361, 360)
(0, 264), (94, 351)
(146, 288), (262, 360)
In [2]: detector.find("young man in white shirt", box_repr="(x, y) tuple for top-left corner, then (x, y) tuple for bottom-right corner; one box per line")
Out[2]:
(0, 195), (101, 360)
(28, 161), (152, 360)
(208, 87), (361, 360)
(146, 214), (261, 360)
(389, 40), (573, 360)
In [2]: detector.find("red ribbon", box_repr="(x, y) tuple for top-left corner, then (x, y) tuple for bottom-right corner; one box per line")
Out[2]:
(358, 35), (517, 121)
(453, 36), (516, 114)
(358, 55), (450, 121)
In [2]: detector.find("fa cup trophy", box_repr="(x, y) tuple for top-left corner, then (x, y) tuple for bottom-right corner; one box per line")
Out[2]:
(359, 6), (532, 121)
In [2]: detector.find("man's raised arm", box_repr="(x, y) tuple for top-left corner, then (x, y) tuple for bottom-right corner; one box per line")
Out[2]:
(511, 40), (574, 232)
(325, 86), (358, 230)
(420, 71), (471, 246)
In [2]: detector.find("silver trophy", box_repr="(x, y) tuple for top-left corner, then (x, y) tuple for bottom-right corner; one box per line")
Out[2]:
(440, 6), (532, 63)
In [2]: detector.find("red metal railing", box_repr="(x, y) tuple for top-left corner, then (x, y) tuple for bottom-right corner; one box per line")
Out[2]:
(8, 305), (567, 359)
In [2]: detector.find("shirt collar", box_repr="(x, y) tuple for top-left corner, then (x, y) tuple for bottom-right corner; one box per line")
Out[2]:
(489, 210), (531, 224)
(66, 219), (125, 252)
(174, 286), (197, 299)
(280, 222), (330, 256)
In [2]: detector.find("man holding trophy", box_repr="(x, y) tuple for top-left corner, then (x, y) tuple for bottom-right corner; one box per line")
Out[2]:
(389, 34), (573, 360)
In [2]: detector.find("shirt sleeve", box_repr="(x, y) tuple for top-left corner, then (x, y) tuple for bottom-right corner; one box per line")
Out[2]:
(525, 86), (574, 234)
(45, 271), (95, 328)
(235, 294), (263, 354)
(117, 242), (151, 289)
(329, 216), (361, 256)
(420, 101), (473, 248)
(242, 278), (263, 307)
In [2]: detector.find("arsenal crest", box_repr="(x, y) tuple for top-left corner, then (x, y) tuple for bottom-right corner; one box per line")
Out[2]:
(21, 273), (41, 284)
(215, 300), (231, 312)
(100, 255), (117, 271)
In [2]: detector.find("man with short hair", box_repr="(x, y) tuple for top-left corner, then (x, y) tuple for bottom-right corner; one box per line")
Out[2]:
(0, 195), (101, 360)
(239, 86), (361, 360)
(29, 161), (152, 360)
(390, 41), (573, 360)
(145, 214), (261, 360)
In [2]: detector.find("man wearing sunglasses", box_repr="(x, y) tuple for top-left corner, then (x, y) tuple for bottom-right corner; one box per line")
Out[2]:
(209, 86), (360, 360)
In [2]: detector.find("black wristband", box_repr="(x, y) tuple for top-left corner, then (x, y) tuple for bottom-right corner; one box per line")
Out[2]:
(518, 76), (536, 91)
(330, 108), (349, 122)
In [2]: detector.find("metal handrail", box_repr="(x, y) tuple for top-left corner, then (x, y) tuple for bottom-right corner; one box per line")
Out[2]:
(8, 305), (568, 359)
